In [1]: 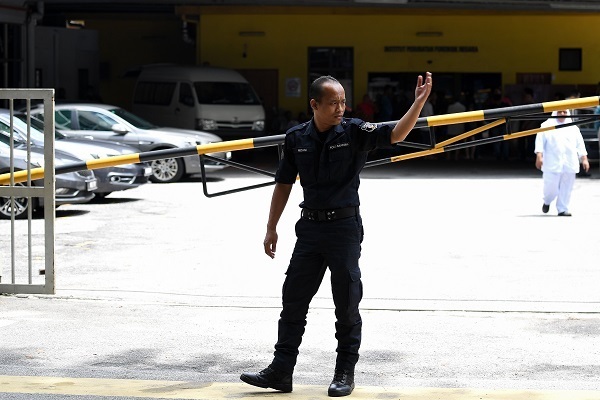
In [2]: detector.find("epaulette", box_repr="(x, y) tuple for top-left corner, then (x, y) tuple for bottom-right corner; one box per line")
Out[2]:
(285, 121), (308, 134)
(345, 117), (364, 126)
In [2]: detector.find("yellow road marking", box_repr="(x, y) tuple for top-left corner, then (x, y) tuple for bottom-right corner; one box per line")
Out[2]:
(1, 376), (599, 399)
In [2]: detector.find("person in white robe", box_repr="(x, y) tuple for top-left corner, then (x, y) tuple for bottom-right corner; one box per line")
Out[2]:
(534, 109), (589, 216)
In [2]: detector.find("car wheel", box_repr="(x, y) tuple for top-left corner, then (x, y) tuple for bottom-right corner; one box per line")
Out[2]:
(149, 157), (185, 183)
(0, 189), (37, 219)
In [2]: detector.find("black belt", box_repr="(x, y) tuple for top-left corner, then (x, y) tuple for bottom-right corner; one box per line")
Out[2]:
(301, 206), (358, 222)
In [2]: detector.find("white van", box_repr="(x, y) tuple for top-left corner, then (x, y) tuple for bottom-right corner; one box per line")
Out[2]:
(132, 65), (265, 140)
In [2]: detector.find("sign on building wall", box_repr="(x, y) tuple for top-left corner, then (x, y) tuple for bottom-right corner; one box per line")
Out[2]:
(285, 77), (301, 98)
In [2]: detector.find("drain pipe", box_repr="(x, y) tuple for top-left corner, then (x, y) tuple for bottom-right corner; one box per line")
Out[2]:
(26, 1), (44, 88)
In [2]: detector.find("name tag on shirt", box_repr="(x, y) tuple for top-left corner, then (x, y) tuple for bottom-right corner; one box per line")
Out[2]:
(329, 142), (350, 151)
(294, 147), (314, 154)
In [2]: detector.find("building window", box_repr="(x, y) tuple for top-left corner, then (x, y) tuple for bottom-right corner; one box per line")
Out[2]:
(559, 48), (582, 71)
(308, 47), (354, 110)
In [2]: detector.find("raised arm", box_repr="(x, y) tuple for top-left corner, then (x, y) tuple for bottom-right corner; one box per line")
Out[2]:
(391, 72), (433, 144)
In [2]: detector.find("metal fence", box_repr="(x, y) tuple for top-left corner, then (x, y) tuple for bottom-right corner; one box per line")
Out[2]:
(0, 89), (55, 294)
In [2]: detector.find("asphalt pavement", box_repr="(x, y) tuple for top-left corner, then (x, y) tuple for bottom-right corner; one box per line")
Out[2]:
(1, 155), (600, 399)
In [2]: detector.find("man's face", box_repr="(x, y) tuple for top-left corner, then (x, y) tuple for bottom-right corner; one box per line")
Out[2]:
(312, 82), (346, 128)
(557, 110), (568, 122)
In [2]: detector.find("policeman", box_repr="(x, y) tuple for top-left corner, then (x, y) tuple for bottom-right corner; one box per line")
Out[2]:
(241, 73), (432, 397)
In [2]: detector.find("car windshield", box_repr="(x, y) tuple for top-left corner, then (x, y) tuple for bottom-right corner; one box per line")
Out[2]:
(13, 113), (68, 140)
(109, 108), (157, 130)
(0, 115), (46, 143)
(194, 82), (261, 105)
(0, 129), (12, 146)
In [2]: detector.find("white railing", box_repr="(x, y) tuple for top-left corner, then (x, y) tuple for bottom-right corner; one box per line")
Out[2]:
(0, 89), (55, 294)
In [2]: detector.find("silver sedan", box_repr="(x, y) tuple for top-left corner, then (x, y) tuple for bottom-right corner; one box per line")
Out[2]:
(28, 103), (232, 183)
(2, 111), (152, 198)
(0, 135), (97, 219)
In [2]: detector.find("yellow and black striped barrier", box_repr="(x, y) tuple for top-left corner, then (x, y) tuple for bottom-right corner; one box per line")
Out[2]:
(0, 135), (284, 186)
(368, 95), (600, 167)
(1, 95), (599, 187)
(407, 95), (600, 129)
(368, 117), (592, 168)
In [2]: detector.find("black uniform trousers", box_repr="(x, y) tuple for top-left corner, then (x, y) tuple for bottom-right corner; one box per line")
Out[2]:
(270, 213), (364, 374)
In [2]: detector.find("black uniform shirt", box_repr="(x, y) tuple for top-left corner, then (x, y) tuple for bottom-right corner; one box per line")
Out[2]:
(275, 118), (395, 210)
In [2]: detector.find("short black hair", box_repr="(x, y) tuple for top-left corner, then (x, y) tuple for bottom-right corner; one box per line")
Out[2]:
(310, 76), (340, 102)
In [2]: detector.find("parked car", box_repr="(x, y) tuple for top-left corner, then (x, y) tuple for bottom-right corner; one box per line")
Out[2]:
(27, 103), (231, 183)
(1, 110), (151, 198)
(0, 134), (97, 219)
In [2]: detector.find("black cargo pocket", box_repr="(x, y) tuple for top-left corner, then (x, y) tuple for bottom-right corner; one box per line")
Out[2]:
(347, 269), (363, 310)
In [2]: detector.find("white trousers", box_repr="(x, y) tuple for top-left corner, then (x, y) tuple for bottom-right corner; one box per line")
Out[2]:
(542, 171), (576, 213)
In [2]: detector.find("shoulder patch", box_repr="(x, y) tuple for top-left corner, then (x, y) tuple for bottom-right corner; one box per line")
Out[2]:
(286, 121), (308, 134)
(360, 122), (378, 132)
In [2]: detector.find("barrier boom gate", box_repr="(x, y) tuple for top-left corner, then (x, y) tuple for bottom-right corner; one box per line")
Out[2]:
(1, 96), (599, 196)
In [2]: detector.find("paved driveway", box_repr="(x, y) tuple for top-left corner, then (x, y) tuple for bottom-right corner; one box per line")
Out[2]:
(1, 158), (599, 399)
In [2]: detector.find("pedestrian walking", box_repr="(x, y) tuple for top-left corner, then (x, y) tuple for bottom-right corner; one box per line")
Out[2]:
(240, 72), (432, 397)
(535, 109), (589, 216)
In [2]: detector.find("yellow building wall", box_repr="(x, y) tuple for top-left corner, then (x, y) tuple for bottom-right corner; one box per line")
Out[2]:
(184, 7), (600, 115)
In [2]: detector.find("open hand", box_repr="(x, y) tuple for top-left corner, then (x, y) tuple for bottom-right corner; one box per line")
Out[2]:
(415, 72), (433, 105)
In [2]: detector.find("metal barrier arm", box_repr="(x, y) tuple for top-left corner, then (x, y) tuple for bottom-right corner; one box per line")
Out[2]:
(367, 116), (598, 168)
(434, 119), (507, 149)
(0, 134), (285, 185)
(199, 149), (280, 198)
(1, 96), (599, 187)
(390, 96), (600, 130)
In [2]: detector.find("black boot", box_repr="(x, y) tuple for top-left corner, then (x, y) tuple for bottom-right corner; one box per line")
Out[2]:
(240, 366), (293, 392)
(328, 369), (355, 397)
